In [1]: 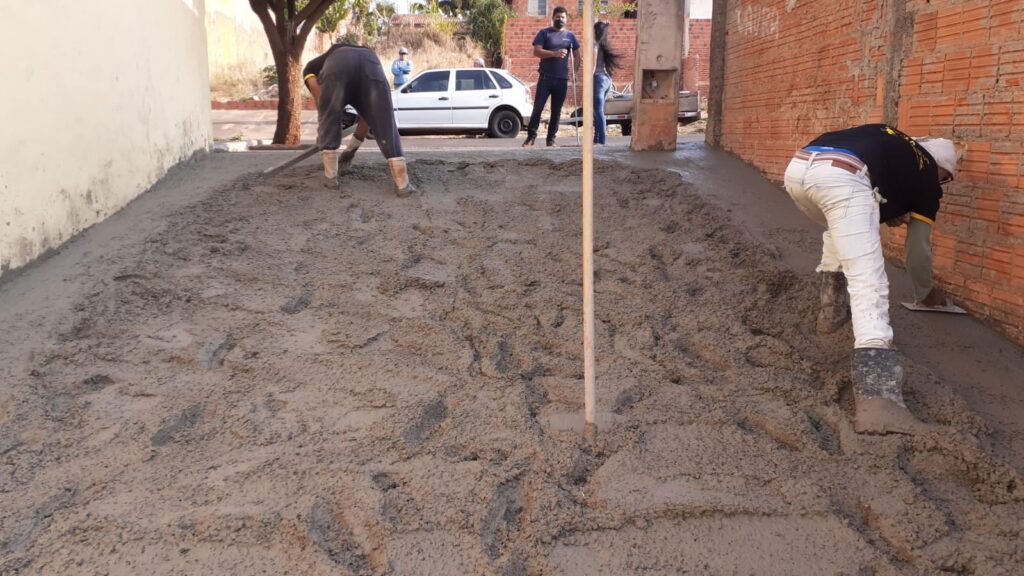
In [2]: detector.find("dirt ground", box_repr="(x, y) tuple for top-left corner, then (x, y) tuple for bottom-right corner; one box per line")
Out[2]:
(1, 150), (1023, 575)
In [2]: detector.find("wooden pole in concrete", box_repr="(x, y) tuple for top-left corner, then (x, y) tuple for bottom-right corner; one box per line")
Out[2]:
(582, 0), (596, 428)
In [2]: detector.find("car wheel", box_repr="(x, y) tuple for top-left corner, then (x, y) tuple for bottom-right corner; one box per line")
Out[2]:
(621, 121), (632, 136)
(489, 110), (521, 138)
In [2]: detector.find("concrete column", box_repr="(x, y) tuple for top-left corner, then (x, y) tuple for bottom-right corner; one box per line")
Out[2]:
(630, 0), (686, 151)
(706, 0), (727, 147)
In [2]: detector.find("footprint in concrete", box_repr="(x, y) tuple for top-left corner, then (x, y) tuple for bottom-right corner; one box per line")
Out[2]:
(612, 384), (648, 415)
(481, 480), (523, 560)
(199, 334), (235, 369)
(307, 499), (372, 575)
(280, 291), (313, 315)
(491, 339), (512, 375)
(151, 404), (204, 447)
(2, 487), (76, 556)
(47, 394), (75, 420)
(80, 374), (114, 392)
(808, 413), (840, 456)
(401, 398), (448, 449)
(501, 552), (528, 576)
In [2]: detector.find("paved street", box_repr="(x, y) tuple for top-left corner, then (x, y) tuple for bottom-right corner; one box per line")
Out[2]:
(210, 109), (696, 150)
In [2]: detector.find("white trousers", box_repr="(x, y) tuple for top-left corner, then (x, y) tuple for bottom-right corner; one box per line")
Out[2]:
(784, 156), (893, 349)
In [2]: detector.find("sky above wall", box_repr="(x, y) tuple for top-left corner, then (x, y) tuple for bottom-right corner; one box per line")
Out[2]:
(390, 0), (712, 19)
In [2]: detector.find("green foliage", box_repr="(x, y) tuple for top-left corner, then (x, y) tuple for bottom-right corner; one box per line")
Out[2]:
(601, 1), (636, 18)
(315, 1), (352, 34)
(261, 64), (278, 87)
(465, 0), (513, 66)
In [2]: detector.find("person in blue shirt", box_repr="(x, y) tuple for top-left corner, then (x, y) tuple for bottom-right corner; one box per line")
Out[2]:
(391, 47), (413, 89)
(522, 6), (580, 147)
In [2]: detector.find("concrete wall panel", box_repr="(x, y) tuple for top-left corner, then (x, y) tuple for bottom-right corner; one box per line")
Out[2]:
(0, 0), (212, 277)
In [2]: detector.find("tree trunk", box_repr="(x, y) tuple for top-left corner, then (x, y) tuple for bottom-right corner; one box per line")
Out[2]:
(273, 53), (305, 145)
(249, 0), (337, 145)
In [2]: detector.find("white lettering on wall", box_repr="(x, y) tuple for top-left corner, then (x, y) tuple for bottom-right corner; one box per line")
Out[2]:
(734, 5), (780, 39)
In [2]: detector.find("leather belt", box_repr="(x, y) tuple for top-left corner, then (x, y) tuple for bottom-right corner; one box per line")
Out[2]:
(793, 149), (867, 176)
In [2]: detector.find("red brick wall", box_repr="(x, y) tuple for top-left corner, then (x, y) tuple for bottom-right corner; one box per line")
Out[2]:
(718, 0), (1024, 345)
(503, 17), (711, 105)
(684, 19), (712, 106)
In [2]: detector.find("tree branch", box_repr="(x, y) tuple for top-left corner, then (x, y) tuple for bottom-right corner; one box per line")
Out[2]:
(295, 0), (337, 52)
(295, 0), (334, 25)
(249, 0), (286, 55)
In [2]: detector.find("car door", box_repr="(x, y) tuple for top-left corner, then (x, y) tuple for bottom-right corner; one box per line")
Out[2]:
(450, 69), (499, 127)
(392, 70), (452, 127)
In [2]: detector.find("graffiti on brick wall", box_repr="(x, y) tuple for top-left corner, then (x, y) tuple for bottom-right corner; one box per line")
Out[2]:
(734, 5), (780, 39)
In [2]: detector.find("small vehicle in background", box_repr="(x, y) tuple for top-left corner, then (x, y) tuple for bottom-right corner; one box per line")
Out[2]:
(391, 68), (533, 138)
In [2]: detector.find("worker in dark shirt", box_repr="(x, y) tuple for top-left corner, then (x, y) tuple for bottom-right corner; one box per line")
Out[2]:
(783, 124), (958, 435)
(303, 42), (415, 196)
(522, 6), (580, 148)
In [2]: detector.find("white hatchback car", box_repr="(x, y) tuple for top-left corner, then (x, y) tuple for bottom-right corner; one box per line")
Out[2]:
(391, 68), (533, 138)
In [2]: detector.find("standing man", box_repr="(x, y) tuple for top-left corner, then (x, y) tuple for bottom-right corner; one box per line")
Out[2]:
(522, 6), (580, 148)
(391, 47), (413, 90)
(303, 42), (416, 197)
(783, 124), (957, 436)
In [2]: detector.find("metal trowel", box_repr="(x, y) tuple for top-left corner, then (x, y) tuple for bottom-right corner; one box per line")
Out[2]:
(900, 301), (967, 314)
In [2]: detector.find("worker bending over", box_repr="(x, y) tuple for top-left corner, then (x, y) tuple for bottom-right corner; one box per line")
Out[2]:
(303, 42), (416, 196)
(783, 124), (957, 435)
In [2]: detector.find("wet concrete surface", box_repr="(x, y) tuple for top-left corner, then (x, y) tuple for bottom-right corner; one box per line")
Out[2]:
(2, 133), (1023, 574)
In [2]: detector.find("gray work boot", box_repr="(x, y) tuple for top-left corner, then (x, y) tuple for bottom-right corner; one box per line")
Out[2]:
(321, 149), (340, 190)
(851, 348), (932, 435)
(817, 271), (850, 334)
(387, 157), (417, 197)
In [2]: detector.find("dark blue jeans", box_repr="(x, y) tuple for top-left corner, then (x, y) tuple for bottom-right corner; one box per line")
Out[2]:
(526, 74), (568, 142)
(593, 73), (612, 144)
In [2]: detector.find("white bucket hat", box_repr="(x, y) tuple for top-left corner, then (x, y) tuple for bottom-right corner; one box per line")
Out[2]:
(915, 137), (957, 176)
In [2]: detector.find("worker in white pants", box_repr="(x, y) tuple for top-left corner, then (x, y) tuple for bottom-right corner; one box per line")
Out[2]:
(784, 124), (957, 435)
(785, 152), (893, 349)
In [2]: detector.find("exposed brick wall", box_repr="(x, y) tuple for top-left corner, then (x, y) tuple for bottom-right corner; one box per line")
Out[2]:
(717, 0), (1024, 345)
(684, 19), (712, 105)
(503, 16), (710, 106)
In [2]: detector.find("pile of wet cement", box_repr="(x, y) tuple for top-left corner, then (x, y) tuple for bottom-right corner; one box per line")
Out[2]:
(1, 158), (1021, 574)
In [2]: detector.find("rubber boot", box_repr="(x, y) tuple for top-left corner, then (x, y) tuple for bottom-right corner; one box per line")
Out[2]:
(817, 271), (850, 334)
(338, 136), (363, 174)
(851, 348), (932, 435)
(321, 149), (339, 190)
(387, 157), (417, 197)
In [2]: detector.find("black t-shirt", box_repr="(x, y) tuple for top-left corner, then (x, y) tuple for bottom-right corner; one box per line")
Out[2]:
(303, 43), (362, 79)
(807, 124), (942, 222)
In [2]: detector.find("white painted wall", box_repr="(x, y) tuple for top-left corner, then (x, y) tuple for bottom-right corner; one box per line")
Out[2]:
(0, 0), (211, 277)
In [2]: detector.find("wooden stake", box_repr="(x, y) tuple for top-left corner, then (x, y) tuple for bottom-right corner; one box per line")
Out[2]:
(582, 0), (596, 428)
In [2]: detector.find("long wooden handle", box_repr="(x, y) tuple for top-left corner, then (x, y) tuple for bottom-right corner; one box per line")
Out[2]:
(582, 0), (595, 429)
(260, 145), (320, 177)
(260, 125), (357, 178)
